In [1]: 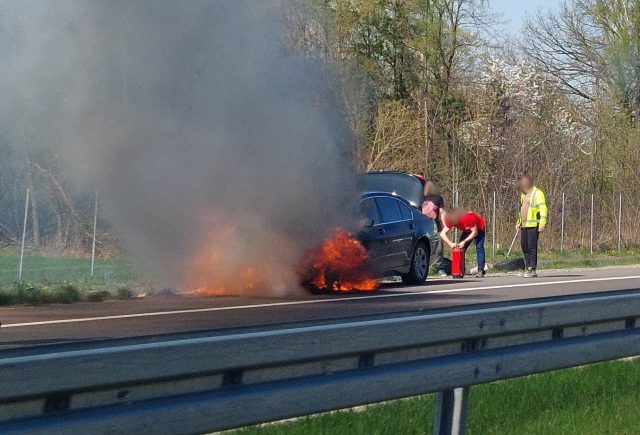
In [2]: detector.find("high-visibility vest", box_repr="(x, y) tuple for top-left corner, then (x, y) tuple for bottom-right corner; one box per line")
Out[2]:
(517, 187), (548, 228)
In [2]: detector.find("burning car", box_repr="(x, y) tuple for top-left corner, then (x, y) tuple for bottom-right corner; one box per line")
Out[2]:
(356, 171), (440, 284)
(300, 171), (439, 292)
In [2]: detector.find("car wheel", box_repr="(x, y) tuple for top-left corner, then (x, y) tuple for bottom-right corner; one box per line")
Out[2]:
(401, 241), (429, 285)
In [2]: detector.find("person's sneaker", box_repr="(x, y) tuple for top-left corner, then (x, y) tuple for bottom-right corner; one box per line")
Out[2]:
(530, 269), (538, 278)
(474, 271), (485, 278)
(437, 270), (448, 278)
(523, 268), (533, 278)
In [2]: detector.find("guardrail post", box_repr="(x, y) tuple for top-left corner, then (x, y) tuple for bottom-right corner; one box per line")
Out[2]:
(433, 386), (469, 435)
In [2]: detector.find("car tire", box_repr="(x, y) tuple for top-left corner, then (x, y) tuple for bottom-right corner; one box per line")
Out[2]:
(402, 241), (429, 285)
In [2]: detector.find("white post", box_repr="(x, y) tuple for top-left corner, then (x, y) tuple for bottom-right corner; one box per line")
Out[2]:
(91, 191), (98, 278)
(453, 190), (459, 240)
(18, 188), (30, 281)
(618, 193), (622, 253)
(433, 387), (469, 435)
(560, 192), (565, 253)
(492, 191), (496, 262)
(590, 193), (594, 254)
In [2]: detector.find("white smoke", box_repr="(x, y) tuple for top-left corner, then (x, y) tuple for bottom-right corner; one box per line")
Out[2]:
(0, 0), (358, 295)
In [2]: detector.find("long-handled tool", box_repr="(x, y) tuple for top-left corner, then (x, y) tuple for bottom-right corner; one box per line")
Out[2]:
(506, 229), (519, 258)
(494, 229), (525, 271)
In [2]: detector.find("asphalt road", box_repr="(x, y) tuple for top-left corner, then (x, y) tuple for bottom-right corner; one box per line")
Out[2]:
(2, 266), (640, 350)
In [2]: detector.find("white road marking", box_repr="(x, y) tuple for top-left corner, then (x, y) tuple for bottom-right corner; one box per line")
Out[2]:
(3, 275), (640, 328)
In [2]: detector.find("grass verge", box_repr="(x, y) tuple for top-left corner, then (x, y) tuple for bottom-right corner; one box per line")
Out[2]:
(236, 359), (640, 435)
(0, 282), (135, 306)
(0, 248), (136, 286)
(0, 248), (639, 305)
(450, 248), (640, 273)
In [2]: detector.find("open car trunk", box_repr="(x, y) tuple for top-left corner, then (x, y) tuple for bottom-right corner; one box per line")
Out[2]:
(363, 172), (424, 208)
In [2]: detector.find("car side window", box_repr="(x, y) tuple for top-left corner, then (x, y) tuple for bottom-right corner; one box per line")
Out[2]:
(358, 198), (381, 225)
(398, 201), (413, 220)
(376, 197), (403, 223)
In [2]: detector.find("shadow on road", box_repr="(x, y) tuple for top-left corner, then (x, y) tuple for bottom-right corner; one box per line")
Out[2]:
(540, 274), (585, 278)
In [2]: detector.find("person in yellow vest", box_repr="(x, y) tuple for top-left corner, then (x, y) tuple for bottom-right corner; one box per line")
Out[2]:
(516, 175), (548, 278)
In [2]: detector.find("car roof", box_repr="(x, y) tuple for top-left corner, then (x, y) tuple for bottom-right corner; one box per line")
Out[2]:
(367, 170), (424, 181)
(368, 170), (416, 175)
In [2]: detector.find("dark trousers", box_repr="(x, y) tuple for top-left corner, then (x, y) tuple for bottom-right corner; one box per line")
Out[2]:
(521, 227), (539, 270)
(460, 230), (485, 273)
(433, 237), (447, 272)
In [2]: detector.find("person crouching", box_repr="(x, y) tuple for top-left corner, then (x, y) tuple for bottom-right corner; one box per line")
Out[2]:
(440, 208), (486, 278)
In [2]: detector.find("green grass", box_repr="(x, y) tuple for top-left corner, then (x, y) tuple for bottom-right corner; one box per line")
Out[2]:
(236, 359), (640, 435)
(457, 247), (640, 273)
(0, 248), (137, 286)
(0, 247), (143, 305)
(536, 249), (640, 269)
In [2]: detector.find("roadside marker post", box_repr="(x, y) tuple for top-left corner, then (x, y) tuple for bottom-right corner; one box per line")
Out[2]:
(590, 193), (594, 254)
(453, 190), (459, 241)
(618, 193), (622, 253)
(560, 192), (565, 253)
(91, 191), (98, 278)
(18, 188), (29, 281)
(492, 191), (496, 262)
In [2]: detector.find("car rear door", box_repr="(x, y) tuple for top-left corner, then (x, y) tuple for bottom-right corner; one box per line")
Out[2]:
(374, 196), (414, 270)
(396, 199), (418, 266)
(356, 198), (386, 272)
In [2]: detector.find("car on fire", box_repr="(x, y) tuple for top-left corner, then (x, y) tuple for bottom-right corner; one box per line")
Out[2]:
(357, 171), (440, 285)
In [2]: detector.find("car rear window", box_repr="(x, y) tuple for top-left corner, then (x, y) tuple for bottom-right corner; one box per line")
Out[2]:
(358, 198), (381, 225)
(376, 197), (403, 223)
(398, 201), (413, 220)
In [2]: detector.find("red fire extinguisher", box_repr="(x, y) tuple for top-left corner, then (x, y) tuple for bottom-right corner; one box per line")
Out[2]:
(451, 247), (465, 278)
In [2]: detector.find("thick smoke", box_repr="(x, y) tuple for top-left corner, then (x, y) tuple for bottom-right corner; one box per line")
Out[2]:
(0, 1), (358, 296)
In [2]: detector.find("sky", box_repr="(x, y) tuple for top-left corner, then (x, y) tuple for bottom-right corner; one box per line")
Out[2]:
(490, 0), (561, 34)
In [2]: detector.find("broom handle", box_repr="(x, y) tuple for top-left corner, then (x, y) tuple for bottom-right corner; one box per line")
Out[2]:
(506, 229), (519, 258)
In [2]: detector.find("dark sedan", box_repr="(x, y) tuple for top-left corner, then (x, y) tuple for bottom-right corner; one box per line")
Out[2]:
(357, 172), (439, 284)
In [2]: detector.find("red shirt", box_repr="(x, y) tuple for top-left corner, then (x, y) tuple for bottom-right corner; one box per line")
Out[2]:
(445, 212), (485, 232)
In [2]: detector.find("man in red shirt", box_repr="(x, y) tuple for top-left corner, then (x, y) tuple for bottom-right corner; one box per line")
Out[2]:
(440, 208), (486, 278)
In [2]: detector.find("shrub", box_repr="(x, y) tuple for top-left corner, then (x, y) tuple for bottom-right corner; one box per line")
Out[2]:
(0, 288), (12, 306)
(54, 283), (81, 303)
(13, 282), (49, 304)
(85, 290), (111, 302)
(116, 287), (133, 300)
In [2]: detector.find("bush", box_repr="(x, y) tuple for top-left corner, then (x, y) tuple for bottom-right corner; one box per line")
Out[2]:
(53, 283), (81, 303)
(116, 287), (133, 300)
(13, 282), (49, 304)
(85, 290), (111, 302)
(0, 288), (12, 306)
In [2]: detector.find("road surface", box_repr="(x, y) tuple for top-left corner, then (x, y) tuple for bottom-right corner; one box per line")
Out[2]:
(1, 266), (640, 350)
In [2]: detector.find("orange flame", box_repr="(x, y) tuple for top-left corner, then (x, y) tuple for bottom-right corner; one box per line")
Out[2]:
(183, 215), (301, 297)
(298, 228), (378, 292)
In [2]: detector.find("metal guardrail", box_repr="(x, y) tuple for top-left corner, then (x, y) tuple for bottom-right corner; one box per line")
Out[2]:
(2, 291), (640, 434)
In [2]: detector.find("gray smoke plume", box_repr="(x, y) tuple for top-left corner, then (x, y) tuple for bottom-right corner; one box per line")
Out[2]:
(0, 0), (358, 296)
